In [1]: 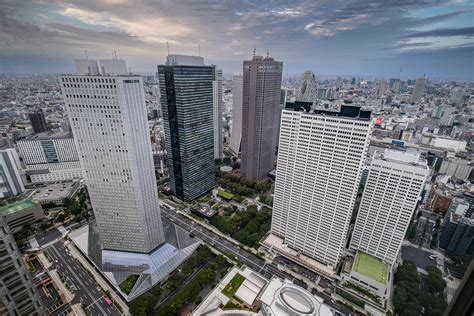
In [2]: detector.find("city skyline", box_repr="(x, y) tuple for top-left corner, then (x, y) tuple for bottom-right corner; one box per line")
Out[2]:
(0, 0), (473, 80)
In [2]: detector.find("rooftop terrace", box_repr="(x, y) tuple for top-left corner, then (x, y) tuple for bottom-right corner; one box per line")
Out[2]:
(0, 199), (36, 216)
(353, 251), (388, 284)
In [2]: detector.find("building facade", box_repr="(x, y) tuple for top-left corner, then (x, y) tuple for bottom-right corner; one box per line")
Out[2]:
(212, 66), (223, 159)
(60, 59), (165, 253)
(271, 105), (372, 269)
(0, 199), (45, 231)
(0, 217), (45, 315)
(295, 70), (317, 106)
(411, 76), (426, 103)
(350, 150), (430, 265)
(440, 198), (474, 255)
(241, 55), (283, 180)
(0, 149), (24, 198)
(17, 133), (84, 184)
(158, 55), (215, 201)
(28, 109), (48, 133)
(229, 75), (243, 156)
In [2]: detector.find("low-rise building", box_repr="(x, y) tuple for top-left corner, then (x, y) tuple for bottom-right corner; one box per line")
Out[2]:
(259, 277), (333, 316)
(30, 181), (81, 205)
(0, 199), (45, 231)
(439, 157), (473, 180)
(17, 132), (84, 184)
(341, 251), (390, 299)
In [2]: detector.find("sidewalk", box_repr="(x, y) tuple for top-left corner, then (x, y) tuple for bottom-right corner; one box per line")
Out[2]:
(66, 243), (130, 315)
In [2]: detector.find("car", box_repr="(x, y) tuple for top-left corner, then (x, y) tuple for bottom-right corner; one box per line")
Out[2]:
(103, 296), (113, 306)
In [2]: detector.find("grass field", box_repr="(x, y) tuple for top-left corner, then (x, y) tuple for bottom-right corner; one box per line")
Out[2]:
(222, 273), (245, 298)
(353, 251), (388, 284)
(218, 189), (235, 200)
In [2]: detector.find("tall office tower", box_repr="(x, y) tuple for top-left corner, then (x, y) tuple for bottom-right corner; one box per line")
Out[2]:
(411, 76), (426, 103)
(158, 55), (215, 201)
(350, 150), (429, 265)
(0, 149), (24, 198)
(0, 217), (45, 315)
(377, 81), (388, 97)
(28, 109), (48, 133)
(295, 70), (317, 106)
(271, 105), (372, 270)
(212, 66), (223, 159)
(17, 132), (84, 184)
(241, 54), (283, 180)
(229, 75), (243, 156)
(60, 59), (164, 253)
(389, 78), (400, 92)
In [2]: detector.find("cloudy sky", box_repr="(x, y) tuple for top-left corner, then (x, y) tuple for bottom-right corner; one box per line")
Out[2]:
(0, 0), (473, 80)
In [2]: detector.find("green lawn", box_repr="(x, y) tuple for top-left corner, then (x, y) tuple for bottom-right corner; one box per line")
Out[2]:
(222, 273), (245, 298)
(218, 189), (235, 200)
(353, 251), (388, 284)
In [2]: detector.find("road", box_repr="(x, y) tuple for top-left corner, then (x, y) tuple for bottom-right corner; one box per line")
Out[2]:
(160, 206), (350, 315)
(44, 241), (118, 316)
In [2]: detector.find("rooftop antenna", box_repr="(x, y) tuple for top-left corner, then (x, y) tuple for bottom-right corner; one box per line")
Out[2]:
(167, 42), (170, 56)
(84, 50), (89, 60)
(198, 45), (201, 57)
(253, 47), (256, 57)
(266, 49), (269, 58)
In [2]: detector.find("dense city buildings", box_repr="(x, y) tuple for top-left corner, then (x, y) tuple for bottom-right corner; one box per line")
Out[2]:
(229, 74), (243, 156)
(158, 55), (215, 201)
(17, 132), (83, 183)
(0, 217), (45, 315)
(0, 148), (24, 198)
(212, 66), (223, 159)
(241, 54), (283, 180)
(350, 149), (430, 265)
(28, 108), (49, 133)
(270, 105), (372, 270)
(60, 59), (165, 253)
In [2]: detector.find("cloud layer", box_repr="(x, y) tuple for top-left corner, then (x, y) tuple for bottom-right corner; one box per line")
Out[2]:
(0, 0), (473, 80)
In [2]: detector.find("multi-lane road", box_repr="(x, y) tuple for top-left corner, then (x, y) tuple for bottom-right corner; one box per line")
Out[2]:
(160, 206), (350, 315)
(32, 206), (349, 314)
(45, 242), (119, 316)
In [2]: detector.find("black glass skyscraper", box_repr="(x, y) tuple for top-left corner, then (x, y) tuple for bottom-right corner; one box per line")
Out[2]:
(158, 56), (215, 201)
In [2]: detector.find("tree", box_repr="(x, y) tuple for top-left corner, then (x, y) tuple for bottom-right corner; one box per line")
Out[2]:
(435, 218), (441, 229)
(393, 261), (422, 316)
(63, 197), (75, 207)
(426, 266), (445, 295)
(428, 294), (447, 316)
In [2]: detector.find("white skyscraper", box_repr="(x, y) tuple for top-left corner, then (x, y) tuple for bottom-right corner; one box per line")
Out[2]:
(60, 59), (164, 253)
(350, 150), (429, 265)
(270, 105), (372, 271)
(229, 75), (243, 156)
(0, 149), (24, 198)
(213, 66), (223, 159)
(411, 76), (426, 103)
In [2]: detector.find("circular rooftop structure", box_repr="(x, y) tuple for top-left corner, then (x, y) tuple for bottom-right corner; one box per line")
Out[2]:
(276, 284), (320, 315)
(220, 165), (233, 173)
